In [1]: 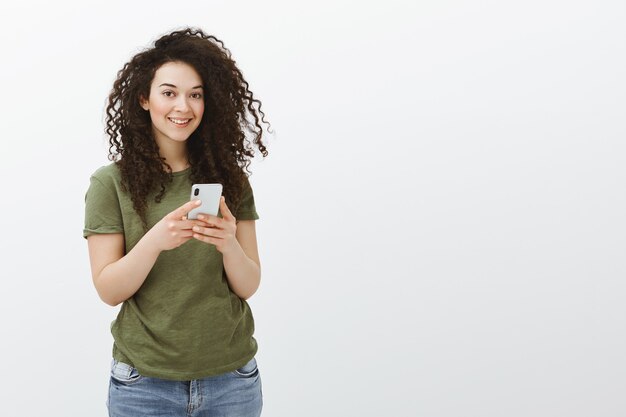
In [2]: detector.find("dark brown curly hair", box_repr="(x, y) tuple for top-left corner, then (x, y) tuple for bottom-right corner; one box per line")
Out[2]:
(105, 27), (270, 229)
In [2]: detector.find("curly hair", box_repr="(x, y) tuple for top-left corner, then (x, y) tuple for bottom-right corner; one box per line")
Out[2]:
(104, 27), (270, 230)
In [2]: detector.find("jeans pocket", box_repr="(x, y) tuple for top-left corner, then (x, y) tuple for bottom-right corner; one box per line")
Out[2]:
(231, 357), (259, 378)
(110, 359), (144, 385)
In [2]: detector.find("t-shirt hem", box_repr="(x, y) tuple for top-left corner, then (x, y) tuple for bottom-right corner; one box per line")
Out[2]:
(83, 227), (124, 238)
(113, 347), (258, 381)
(236, 211), (259, 220)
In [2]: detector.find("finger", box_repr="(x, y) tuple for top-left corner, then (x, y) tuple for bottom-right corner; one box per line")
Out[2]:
(179, 219), (209, 230)
(165, 224), (195, 238)
(193, 233), (220, 245)
(170, 199), (202, 219)
(175, 235), (194, 245)
(192, 225), (224, 238)
(197, 214), (220, 227)
(191, 219), (214, 228)
(219, 196), (235, 220)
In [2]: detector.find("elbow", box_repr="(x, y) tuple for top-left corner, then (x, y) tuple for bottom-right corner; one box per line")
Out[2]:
(106, 298), (123, 307)
(242, 290), (257, 301)
(242, 271), (261, 301)
(98, 291), (122, 307)
(94, 276), (123, 307)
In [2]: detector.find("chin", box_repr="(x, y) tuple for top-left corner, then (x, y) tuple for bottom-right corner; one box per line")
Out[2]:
(172, 136), (193, 142)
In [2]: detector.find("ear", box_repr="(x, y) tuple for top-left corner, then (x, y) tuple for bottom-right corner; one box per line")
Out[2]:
(139, 96), (149, 111)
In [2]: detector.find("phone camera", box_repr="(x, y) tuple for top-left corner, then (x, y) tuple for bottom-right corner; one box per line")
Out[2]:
(194, 188), (199, 196)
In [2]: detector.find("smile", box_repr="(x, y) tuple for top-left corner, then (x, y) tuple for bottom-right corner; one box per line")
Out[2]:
(168, 117), (192, 126)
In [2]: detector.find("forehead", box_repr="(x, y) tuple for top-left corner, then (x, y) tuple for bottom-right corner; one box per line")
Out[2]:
(151, 61), (203, 88)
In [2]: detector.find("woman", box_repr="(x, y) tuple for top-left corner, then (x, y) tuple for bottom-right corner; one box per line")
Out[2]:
(83, 27), (270, 416)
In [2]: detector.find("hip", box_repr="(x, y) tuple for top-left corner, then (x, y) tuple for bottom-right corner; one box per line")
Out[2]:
(107, 356), (263, 417)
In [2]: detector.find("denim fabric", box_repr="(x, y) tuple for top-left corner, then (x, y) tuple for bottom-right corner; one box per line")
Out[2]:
(107, 357), (263, 417)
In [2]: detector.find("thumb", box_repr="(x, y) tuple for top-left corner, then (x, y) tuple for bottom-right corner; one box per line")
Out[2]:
(170, 199), (202, 218)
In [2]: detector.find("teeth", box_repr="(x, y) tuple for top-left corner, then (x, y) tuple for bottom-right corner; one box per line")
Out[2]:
(169, 118), (190, 125)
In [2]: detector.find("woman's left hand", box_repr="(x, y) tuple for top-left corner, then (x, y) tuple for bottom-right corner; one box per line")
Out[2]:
(192, 196), (239, 255)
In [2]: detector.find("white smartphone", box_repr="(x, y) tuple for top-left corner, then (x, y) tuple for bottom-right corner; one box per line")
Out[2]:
(187, 184), (223, 220)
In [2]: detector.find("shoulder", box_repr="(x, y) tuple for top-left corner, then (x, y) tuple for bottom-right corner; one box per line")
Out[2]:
(238, 174), (255, 200)
(242, 174), (252, 189)
(89, 162), (122, 187)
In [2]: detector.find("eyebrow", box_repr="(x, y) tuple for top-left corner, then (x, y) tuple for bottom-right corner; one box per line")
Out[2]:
(158, 83), (203, 89)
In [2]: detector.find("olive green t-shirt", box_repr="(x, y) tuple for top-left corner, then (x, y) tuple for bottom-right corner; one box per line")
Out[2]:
(83, 163), (260, 380)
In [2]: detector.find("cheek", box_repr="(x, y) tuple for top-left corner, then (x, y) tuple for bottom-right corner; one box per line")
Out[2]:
(150, 98), (171, 118)
(195, 102), (205, 119)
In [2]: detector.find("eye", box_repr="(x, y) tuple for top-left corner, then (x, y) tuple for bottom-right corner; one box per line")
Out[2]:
(191, 92), (203, 99)
(162, 90), (175, 97)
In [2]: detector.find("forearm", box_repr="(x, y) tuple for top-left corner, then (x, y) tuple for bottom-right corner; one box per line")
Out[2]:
(223, 243), (261, 301)
(96, 236), (161, 306)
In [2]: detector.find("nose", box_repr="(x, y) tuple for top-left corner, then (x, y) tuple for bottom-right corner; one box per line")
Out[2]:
(174, 95), (191, 112)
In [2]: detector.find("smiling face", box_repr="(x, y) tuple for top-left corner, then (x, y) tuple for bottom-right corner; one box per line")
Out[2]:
(140, 61), (205, 147)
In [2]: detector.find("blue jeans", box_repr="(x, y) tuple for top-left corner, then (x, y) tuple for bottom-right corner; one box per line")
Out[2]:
(107, 357), (263, 417)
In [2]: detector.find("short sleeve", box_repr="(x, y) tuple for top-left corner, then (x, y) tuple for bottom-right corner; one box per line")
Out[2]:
(83, 175), (124, 238)
(235, 177), (260, 221)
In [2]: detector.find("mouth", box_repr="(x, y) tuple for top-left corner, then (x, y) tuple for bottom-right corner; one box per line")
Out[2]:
(168, 117), (192, 127)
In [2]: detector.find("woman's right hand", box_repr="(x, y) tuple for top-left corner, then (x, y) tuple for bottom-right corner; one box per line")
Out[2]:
(145, 200), (204, 252)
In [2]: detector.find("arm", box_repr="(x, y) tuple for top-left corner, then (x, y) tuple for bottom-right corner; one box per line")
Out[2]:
(222, 220), (261, 300)
(86, 199), (204, 306)
(87, 233), (161, 306)
(192, 196), (262, 300)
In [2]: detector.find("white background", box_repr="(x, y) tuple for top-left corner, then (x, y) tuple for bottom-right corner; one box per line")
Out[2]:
(0, 1), (624, 416)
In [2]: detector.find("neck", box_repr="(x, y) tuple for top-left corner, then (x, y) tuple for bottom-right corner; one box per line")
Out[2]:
(154, 134), (189, 172)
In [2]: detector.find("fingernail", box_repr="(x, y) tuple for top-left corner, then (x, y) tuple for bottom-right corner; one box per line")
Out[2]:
(198, 215), (204, 220)
(195, 200), (202, 205)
